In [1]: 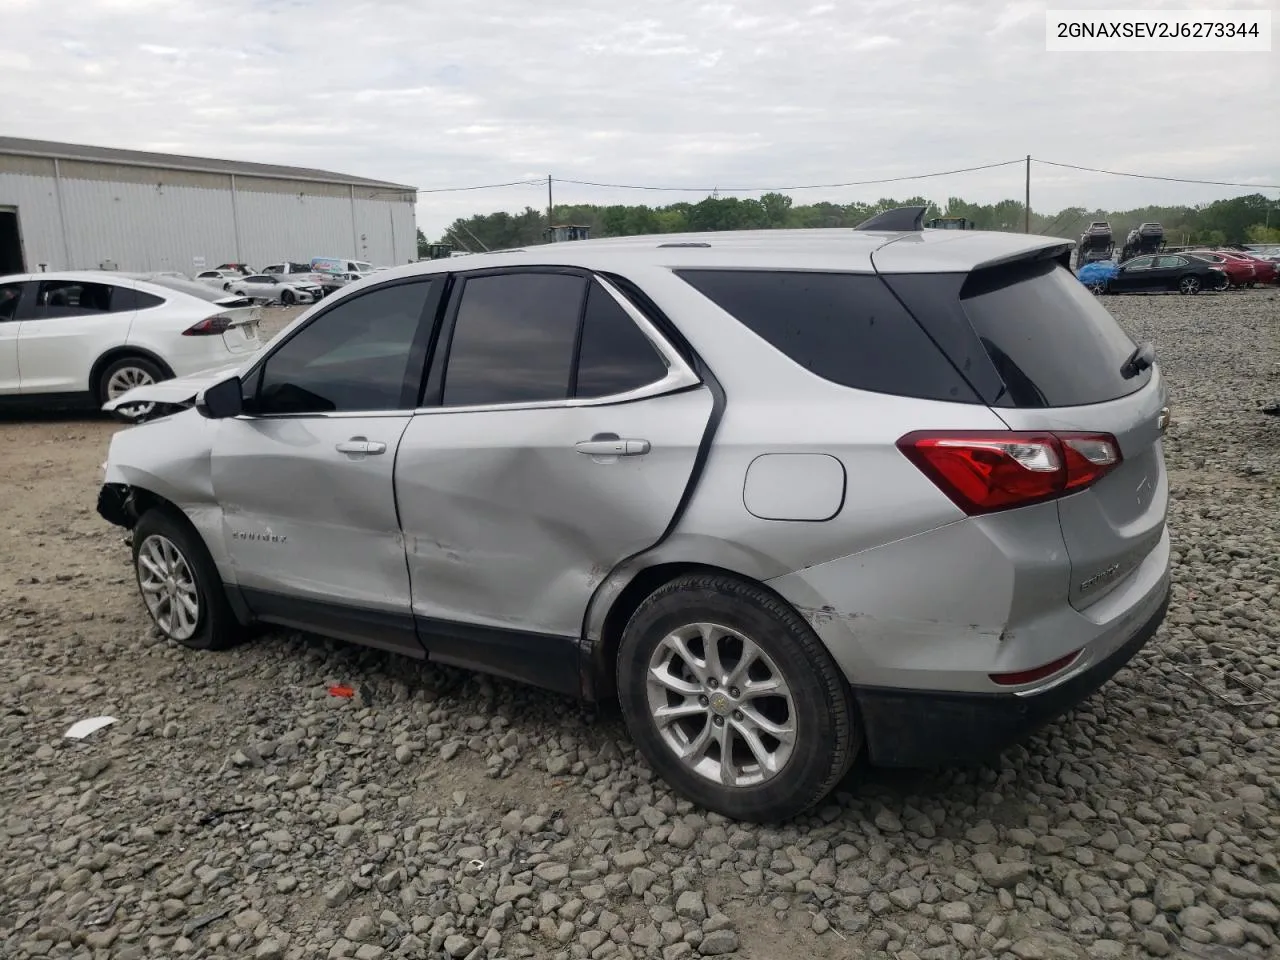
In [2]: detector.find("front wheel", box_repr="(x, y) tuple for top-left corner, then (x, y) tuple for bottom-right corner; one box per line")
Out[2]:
(1089, 280), (1108, 296)
(617, 574), (861, 822)
(1179, 275), (1201, 295)
(133, 509), (240, 651)
(281, 289), (296, 306)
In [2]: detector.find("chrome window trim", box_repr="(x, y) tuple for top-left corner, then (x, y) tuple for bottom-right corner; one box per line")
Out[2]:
(413, 271), (701, 416)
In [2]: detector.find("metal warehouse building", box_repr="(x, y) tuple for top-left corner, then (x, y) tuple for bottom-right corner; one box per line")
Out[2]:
(0, 137), (418, 275)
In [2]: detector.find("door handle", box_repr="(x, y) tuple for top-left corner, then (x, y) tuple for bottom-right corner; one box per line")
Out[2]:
(575, 438), (650, 456)
(335, 437), (387, 456)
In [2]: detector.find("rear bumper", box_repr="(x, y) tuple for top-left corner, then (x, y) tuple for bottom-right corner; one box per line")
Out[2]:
(854, 584), (1170, 767)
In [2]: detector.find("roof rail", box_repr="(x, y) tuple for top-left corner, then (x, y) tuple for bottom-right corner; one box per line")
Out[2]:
(853, 205), (928, 232)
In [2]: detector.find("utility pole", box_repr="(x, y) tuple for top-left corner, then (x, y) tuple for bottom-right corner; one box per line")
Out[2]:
(547, 175), (554, 237)
(1024, 155), (1031, 233)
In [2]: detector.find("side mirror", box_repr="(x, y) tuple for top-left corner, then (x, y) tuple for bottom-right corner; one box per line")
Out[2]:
(196, 375), (244, 419)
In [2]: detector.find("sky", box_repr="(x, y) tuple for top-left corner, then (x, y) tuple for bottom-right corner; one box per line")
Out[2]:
(1, 0), (1276, 238)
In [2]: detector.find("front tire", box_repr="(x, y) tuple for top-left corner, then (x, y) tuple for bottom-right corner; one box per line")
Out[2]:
(133, 509), (240, 651)
(281, 289), (296, 306)
(98, 355), (165, 419)
(1179, 275), (1201, 295)
(617, 573), (860, 822)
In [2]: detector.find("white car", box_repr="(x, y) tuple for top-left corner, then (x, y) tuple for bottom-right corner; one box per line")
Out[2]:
(229, 274), (322, 306)
(0, 271), (262, 414)
(194, 269), (249, 290)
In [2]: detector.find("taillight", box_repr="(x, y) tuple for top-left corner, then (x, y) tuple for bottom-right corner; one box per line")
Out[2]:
(896, 430), (1122, 514)
(183, 315), (234, 336)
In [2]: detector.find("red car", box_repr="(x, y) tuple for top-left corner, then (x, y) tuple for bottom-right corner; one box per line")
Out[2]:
(1187, 251), (1255, 287)
(1229, 252), (1279, 286)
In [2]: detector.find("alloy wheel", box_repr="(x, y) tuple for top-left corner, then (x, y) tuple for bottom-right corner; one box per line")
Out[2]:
(1180, 276), (1200, 295)
(645, 622), (797, 788)
(137, 534), (200, 641)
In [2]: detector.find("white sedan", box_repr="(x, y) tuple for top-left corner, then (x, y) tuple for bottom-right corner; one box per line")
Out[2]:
(0, 271), (263, 416)
(194, 269), (249, 290)
(229, 274), (322, 306)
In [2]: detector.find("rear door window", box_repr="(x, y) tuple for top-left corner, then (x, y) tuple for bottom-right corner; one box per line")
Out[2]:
(440, 272), (586, 406)
(0, 282), (25, 322)
(676, 269), (977, 403)
(959, 260), (1149, 408)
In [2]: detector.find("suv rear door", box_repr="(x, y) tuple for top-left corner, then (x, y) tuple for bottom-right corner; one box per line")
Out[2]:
(394, 268), (712, 692)
(947, 258), (1169, 611)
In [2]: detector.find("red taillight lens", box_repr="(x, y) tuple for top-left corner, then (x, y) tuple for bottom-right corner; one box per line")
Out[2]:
(183, 315), (233, 336)
(989, 649), (1082, 686)
(896, 430), (1121, 514)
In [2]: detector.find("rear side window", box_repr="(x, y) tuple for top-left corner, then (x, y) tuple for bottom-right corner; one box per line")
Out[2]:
(573, 282), (669, 398)
(959, 260), (1149, 408)
(676, 270), (975, 402)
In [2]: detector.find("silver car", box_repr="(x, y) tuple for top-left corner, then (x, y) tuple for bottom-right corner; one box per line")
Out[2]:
(96, 209), (1171, 822)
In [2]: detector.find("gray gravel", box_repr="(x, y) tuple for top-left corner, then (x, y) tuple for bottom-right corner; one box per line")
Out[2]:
(1, 289), (1278, 959)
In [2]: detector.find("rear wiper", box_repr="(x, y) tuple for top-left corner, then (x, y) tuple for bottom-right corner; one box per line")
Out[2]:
(1120, 341), (1156, 379)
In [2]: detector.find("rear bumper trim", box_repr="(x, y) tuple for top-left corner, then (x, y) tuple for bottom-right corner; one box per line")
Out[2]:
(853, 584), (1170, 767)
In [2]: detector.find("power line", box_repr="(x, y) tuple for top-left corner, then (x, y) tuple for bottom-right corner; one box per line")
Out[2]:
(1034, 159), (1280, 191)
(416, 177), (545, 194)
(552, 160), (1025, 193)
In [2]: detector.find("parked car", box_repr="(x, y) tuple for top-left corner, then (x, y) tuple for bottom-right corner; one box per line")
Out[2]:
(0, 271), (261, 416)
(1226, 251), (1279, 286)
(1076, 259), (1119, 293)
(311, 257), (374, 278)
(229, 274), (322, 306)
(264, 261), (347, 298)
(97, 215), (1172, 822)
(1101, 254), (1227, 294)
(1185, 251), (1256, 287)
(195, 269), (249, 290)
(215, 263), (255, 277)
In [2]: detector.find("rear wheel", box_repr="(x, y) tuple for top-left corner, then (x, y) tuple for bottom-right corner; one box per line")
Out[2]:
(1178, 275), (1201, 295)
(616, 573), (860, 822)
(132, 509), (240, 651)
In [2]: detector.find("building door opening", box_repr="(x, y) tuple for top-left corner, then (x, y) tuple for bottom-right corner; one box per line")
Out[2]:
(0, 208), (24, 274)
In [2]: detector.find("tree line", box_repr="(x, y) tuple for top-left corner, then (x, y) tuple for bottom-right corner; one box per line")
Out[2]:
(418, 191), (1280, 256)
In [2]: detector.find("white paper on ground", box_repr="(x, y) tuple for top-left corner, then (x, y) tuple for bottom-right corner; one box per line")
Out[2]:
(64, 716), (118, 740)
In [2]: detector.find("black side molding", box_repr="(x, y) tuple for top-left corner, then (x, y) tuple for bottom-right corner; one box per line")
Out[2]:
(854, 205), (928, 232)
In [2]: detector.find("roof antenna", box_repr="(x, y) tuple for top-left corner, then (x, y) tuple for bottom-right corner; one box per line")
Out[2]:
(853, 205), (928, 232)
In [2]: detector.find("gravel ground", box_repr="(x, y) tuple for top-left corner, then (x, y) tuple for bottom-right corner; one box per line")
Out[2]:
(1, 290), (1278, 960)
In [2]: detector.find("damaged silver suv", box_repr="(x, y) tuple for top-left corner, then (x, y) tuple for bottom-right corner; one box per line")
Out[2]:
(98, 208), (1172, 822)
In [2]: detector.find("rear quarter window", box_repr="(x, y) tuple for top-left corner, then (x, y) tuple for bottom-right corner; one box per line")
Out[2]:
(675, 269), (978, 403)
(959, 260), (1150, 408)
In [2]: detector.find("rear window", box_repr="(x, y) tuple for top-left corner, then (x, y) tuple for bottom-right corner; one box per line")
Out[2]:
(675, 269), (978, 403)
(959, 260), (1149, 407)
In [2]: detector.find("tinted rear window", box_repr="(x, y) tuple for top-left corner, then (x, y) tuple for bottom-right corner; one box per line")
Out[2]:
(960, 260), (1149, 408)
(676, 269), (977, 403)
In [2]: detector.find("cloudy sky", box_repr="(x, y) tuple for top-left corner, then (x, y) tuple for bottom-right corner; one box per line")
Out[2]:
(2, 0), (1275, 236)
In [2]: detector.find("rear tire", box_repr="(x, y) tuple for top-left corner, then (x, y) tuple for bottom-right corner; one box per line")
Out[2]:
(1178, 275), (1201, 295)
(132, 509), (240, 651)
(616, 573), (860, 822)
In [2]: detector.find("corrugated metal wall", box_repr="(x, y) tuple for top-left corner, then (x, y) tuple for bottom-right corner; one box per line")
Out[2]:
(0, 158), (416, 274)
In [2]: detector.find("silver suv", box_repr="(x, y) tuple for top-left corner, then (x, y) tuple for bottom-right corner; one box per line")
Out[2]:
(97, 209), (1172, 822)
